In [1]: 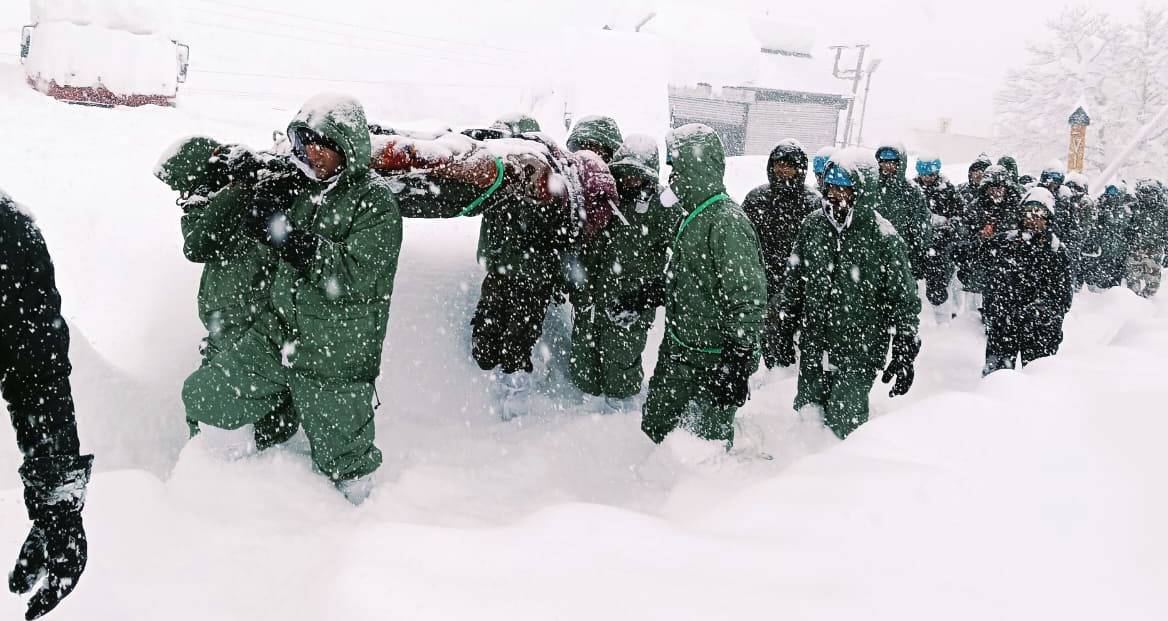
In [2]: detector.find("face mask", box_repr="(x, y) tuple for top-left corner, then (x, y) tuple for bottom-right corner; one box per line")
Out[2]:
(660, 186), (680, 208)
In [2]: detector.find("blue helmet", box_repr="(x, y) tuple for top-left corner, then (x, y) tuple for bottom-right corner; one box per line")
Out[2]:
(824, 163), (855, 188)
(813, 154), (831, 175)
(916, 158), (942, 178)
(876, 146), (900, 162)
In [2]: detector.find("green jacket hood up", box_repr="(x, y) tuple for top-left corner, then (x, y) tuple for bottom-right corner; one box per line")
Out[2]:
(666, 124), (728, 206)
(287, 94), (373, 184)
(567, 116), (623, 158)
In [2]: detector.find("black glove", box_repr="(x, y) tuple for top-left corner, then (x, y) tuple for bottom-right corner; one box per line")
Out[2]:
(215, 145), (266, 184)
(708, 346), (756, 408)
(241, 166), (309, 235)
(881, 332), (920, 398)
(613, 279), (666, 316)
(10, 455), (93, 621)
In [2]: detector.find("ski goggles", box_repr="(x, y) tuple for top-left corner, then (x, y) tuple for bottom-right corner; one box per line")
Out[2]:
(876, 147), (899, 162)
(290, 126), (345, 166)
(916, 159), (942, 177)
(823, 164), (854, 188)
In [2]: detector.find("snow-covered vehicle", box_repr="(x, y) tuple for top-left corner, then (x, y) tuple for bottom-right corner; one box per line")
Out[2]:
(18, 0), (189, 107)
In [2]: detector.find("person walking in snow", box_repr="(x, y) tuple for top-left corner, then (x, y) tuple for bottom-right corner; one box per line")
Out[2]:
(1, 192), (93, 620)
(1081, 184), (1134, 291)
(742, 139), (819, 369)
(982, 188), (1072, 375)
(962, 164), (1024, 301)
(464, 114), (565, 418)
(156, 136), (301, 450)
(872, 143), (933, 281)
(1037, 166), (1082, 265)
(773, 154), (921, 439)
(568, 135), (678, 413)
(1124, 179), (1168, 298)
(1062, 173), (1096, 289)
(182, 95), (402, 504)
(914, 156), (968, 308)
(958, 155), (993, 207)
(466, 115), (619, 419)
(639, 124), (767, 448)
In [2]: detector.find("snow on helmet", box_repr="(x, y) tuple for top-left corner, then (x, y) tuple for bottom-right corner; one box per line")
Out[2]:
(1065, 172), (1089, 194)
(981, 165), (1010, 187)
(824, 163), (855, 188)
(875, 146), (900, 162)
(969, 154), (993, 172)
(813, 146), (836, 175)
(1021, 187), (1057, 217)
(1040, 164), (1066, 185)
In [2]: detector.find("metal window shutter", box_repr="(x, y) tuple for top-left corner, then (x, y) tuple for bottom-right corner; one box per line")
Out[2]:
(744, 101), (841, 156)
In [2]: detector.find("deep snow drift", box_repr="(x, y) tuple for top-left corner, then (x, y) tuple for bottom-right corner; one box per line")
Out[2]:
(0, 23), (1165, 621)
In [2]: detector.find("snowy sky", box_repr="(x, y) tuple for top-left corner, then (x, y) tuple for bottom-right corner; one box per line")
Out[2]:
(737, 0), (1151, 140)
(496, 0), (1151, 140)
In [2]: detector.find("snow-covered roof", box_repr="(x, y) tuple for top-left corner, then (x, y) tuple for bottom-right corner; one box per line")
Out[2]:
(639, 6), (844, 96)
(32, 0), (176, 36)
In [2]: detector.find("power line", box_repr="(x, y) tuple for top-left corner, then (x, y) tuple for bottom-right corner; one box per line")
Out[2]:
(184, 19), (512, 70)
(180, 5), (518, 64)
(185, 0), (520, 53)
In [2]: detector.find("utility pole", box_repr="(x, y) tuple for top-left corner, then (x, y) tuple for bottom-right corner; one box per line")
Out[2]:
(830, 44), (868, 146)
(856, 58), (882, 148)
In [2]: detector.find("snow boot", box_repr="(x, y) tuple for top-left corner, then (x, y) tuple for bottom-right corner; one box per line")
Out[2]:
(603, 396), (638, 415)
(500, 371), (533, 421)
(335, 474), (376, 506)
(199, 424), (258, 461)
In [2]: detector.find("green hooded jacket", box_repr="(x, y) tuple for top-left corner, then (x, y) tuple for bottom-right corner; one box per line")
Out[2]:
(269, 96), (403, 381)
(873, 143), (933, 279)
(779, 159), (921, 371)
(566, 116), (623, 161)
(156, 136), (278, 350)
(580, 135), (678, 303)
(662, 125), (767, 353)
(1128, 180), (1168, 253)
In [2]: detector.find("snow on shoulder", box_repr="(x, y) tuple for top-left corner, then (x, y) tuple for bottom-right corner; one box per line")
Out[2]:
(874, 212), (899, 237)
(0, 188), (36, 221)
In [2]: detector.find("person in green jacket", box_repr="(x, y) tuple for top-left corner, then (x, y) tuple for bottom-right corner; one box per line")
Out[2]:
(1125, 179), (1168, 298)
(566, 116), (623, 164)
(873, 143), (933, 280)
(182, 94), (402, 504)
(639, 124), (767, 448)
(773, 153), (921, 439)
(569, 134), (678, 413)
(468, 116), (569, 420)
(155, 136), (301, 450)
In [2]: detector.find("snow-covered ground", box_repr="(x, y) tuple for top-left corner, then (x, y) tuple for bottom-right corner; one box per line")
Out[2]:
(0, 7), (1166, 620)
